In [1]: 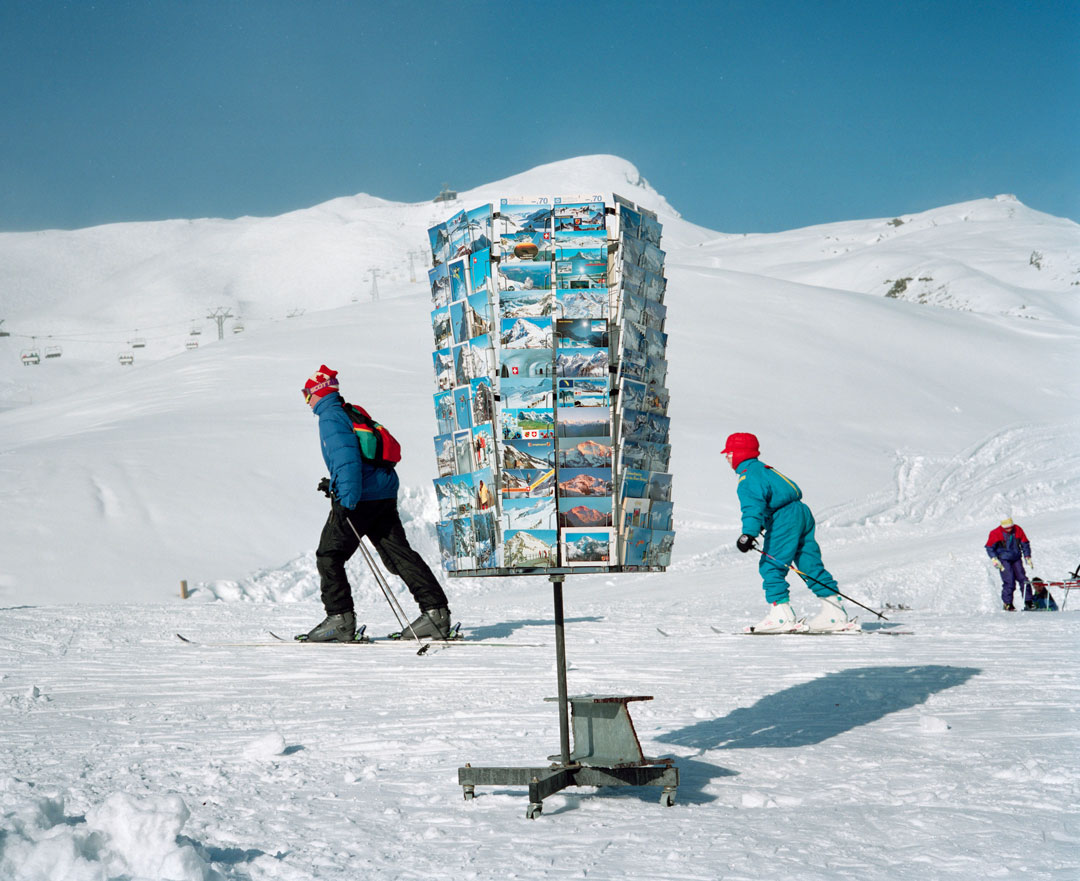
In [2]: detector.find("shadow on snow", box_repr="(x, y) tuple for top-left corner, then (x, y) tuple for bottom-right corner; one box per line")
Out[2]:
(658, 665), (980, 751)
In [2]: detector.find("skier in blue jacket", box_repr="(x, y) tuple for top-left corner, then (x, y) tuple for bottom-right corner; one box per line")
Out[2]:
(722, 432), (854, 633)
(300, 365), (451, 642)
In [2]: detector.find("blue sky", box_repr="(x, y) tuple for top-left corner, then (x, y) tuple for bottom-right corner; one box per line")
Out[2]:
(1, 1), (1076, 233)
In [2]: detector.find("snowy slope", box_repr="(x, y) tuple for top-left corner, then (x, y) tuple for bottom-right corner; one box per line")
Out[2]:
(1, 155), (1079, 880)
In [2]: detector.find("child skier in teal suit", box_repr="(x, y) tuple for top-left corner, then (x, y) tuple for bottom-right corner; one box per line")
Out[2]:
(723, 432), (855, 633)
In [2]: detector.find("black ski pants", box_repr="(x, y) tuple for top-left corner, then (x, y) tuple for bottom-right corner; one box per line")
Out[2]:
(316, 498), (448, 616)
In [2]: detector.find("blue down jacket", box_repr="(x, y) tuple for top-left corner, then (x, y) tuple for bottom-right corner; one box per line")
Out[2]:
(313, 391), (398, 509)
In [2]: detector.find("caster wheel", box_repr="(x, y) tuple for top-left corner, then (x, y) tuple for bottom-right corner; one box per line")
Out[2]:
(661, 789), (676, 807)
(463, 786), (475, 801)
(526, 802), (543, 819)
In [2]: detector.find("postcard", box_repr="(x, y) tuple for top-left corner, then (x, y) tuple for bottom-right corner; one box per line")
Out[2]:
(466, 204), (493, 253)
(620, 408), (651, 443)
(557, 377), (609, 408)
(556, 287), (609, 319)
(452, 428), (473, 476)
(452, 515), (475, 569)
(466, 291), (495, 338)
(470, 376), (495, 425)
(562, 528), (613, 567)
(428, 222), (450, 266)
(469, 246), (492, 292)
(557, 467), (613, 497)
(647, 471), (673, 502)
(499, 287), (554, 319)
(649, 500), (674, 532)
(620, 320), (646, 357)
(556, 346), (608, 378)
(432, 347), (454, 391)
(620, 497), (651, 532)
(618, 348), (646, 383)
(433, 389), (455, 435)
(473, 467), (496, 513)
(499, 202), (553, 234)
(471, 423), (495, 471)
(557, 435), (612, 468)
(429, 262), (450, 307)
(619, 205), (642, 239)
(650, 530), (675, 567)
(472, 509), (499, 568)
(644, 384), (669, 415)
(553, 201), (606, 231)
(556, 318), (609, 349)
(644, 355), (668, 386)
(502, 528), (557, 568)
(557, 406), (610, 439)
(449, 472), (476, 519)
(436, 519), (456, 571)
(448, 256), (470, 301)
(499, 407), (555, 440)
(433, 432), (455, 478)
(621, 526), (651, 566)
(502, 496), (556, 532)
(453, 384), (473, 431)
(553, 228), (606, 250)
(500, 228), (554, 263)
(642, 243), (665, 275)
(620, 468), (649, 500)
(621, 237), (645, 267)
(499, 262), (552, 292)
(642, 270), (666, 302)
(558, 496), (613, 528)
(618, 378), (646, 412)
(433, 476), (454, 520)
(621, 261), (645, 298)
(502, 437), (555, 471)
(620, 291), (646, 326)
(500, 315), (553, 349)
(643, 298), (666, 331)
(555, 248), (608, 289)
(431, 306), (452, 350)
(499, 348), (554, 381)
(501, 374), (553, 409)
(645, 327), (668, 359)
(501, 468), (555, 499)
(455, 335), (494, 385)
(640, 212), (663, 245)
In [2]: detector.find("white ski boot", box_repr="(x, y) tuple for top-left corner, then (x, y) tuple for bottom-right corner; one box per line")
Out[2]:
(745, 602), (804, 634)
(805, 594), (860, 633)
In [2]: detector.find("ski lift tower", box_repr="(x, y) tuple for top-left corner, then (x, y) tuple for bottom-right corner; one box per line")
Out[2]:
(425, 194), (678, 819)
(206, 308), (233, 340)
(369, 268), (381, 302)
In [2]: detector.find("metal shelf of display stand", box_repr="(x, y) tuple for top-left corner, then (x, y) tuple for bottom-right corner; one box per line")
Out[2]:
(456, 573), (678, 819)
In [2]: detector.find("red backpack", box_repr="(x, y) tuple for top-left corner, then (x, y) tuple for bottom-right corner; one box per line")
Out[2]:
(342, 402), (402, 469)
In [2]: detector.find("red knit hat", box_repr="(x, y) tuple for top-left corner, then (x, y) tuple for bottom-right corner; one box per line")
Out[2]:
(722, 432), (760, 468)
(303, 365), (339, 402)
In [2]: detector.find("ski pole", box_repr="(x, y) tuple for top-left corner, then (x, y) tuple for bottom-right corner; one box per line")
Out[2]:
(343, 517), (430, 653)
(750, 540), (888, 621)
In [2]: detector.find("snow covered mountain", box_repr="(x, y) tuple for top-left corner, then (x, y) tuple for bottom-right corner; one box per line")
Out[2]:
(0, 154), (1077, 608)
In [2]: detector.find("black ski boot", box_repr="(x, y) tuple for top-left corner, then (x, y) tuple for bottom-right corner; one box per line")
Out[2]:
(397, 607), (452, 640)
(297, 611), (357, 642)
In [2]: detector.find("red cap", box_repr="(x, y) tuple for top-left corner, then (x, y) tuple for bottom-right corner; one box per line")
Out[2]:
(303, 365), (339, 402)
(722, 432), (760, 468)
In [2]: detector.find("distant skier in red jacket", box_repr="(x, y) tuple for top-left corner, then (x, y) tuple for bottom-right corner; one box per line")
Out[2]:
(985, 518), (1033, 610)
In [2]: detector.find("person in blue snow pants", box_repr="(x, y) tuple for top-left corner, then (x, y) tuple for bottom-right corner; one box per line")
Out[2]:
(722, 432), (838, 604)
(985, 517), (1033, 610)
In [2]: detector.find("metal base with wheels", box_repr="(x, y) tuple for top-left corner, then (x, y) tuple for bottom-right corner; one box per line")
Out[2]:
(457, 574), (679, 818)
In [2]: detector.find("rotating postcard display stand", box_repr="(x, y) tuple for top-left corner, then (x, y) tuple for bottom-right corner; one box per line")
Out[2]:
(428, 195), (677, 817)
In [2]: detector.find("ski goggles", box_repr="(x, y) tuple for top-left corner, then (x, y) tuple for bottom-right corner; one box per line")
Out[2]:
(302, 379), (336, 402)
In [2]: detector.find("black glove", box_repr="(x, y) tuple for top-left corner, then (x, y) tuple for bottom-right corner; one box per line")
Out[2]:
(736, 534), (756, 553)
(317, 477), (331, 498)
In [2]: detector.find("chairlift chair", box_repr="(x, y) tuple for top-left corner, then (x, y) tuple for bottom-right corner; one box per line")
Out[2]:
(189, 324), (202, 335)
(45, 345), (62, 359)
(118, 352), (134, 366)
(185, 339), (199, 350)
(231, 322), (245, 334)
(130, 338), (147, 349)
(21, 349), (41, 366)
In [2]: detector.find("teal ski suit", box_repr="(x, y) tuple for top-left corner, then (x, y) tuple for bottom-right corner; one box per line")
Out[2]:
(735, 458), (838, 604)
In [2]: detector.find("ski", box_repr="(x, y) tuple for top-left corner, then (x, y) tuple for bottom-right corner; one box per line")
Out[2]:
(709, 625), (914, 637)
(175, 627), (544, 648)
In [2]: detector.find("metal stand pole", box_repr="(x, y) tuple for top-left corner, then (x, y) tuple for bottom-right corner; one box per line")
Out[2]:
(552, 573), (572, 766)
